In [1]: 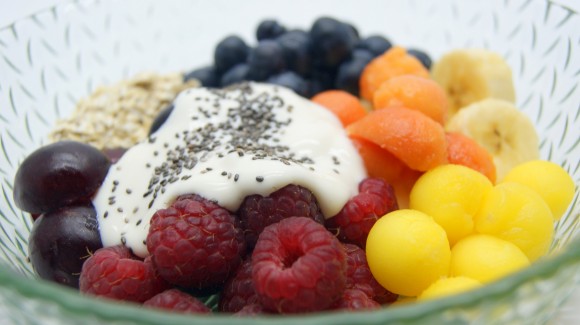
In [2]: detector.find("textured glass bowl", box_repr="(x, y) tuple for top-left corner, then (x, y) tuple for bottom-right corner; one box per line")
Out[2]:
(1, 0), (579, 324)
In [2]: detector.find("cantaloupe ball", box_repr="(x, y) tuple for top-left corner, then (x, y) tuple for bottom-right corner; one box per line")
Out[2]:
(410, 164), (493, 245)
(366, 209), (451, 296)
(502, 160), (575, 220)
(450, 234), (530, 283)
(418, 276), (482, 301)
(474, 182), (554, 261)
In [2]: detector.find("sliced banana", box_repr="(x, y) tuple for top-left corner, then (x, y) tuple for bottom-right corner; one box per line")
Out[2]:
(445, 99), (539, 181)
(432, 49), (516, 118)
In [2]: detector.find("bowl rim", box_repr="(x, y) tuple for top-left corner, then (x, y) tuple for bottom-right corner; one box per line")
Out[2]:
(1, 236), (579, 324)
(1, 0), (580, 323)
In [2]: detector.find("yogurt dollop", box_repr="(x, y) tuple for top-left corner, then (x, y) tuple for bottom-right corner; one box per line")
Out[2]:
(93, 82), (367, 257)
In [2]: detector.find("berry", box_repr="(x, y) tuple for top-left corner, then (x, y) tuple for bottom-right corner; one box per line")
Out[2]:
(256, 19), (287, 41)
(332, 289), (381, 311)
(267, 71), (309, 97)
(309, 17), (358, 69)
(335, 49), (374, 96)
(252, 217), (347, 313)
(102, 147), (127, 164)
(147, 195), (246, 291)
(247, 40), (286, 81)
(149, 104), (174, 135)
(276, 29), (311, 76)
(356, 35), (392, 57)
(143, 289), (211, 314)
(219, 257), (259, 313)
(325, 178), (398, 248)
(214, 35), (250, 74)
(309, 67), (337, 94)
(234, 303), (266, 316)
(28, 204), (102, 289)
(407, 48), (432, 69)
(13, 140), (111, 214)
(238, 184), (325, 247)
(79, 245), (167, 303)
(221, 63), (250, 87)
(184, 66), (220, 87)
(343, 243), (397, 304)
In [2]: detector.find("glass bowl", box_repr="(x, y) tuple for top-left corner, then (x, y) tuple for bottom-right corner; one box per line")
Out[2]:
(0, 0), (579, 324)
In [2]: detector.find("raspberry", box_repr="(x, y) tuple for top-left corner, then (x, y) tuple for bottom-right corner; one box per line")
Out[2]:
(147, 195), (246, 291)
(252, 217), (347, 313)
(79, 245), (167, 303)
(326, 178), (398, 248)
(219, 257), (260, 313)
(143, 289), (211, 314)
(332, 289), (381, 311)
(343, 243), (398, 304)
(234, 303), (266, 316)
(238, 184), (325, 247)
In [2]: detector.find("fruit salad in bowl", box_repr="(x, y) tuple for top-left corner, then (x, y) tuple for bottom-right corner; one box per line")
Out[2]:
(0, 0), (579, 324)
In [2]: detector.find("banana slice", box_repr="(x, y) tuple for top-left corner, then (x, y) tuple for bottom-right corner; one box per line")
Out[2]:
(432, 49), (516, 118)
(445, 99), (539, 181)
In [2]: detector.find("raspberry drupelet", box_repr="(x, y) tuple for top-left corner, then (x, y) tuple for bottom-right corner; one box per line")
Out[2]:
(326, 178), (398, 248)
(143, 289), (211, 314)
(219, 257), (260, 313)
(146, 194), (246, 292)
(79, 245), (167, 303)
(252, 217), (347, 314)
(238, 184), (325, 248)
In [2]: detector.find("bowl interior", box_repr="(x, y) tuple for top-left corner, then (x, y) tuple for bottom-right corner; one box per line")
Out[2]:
(0, 0), (579, 324)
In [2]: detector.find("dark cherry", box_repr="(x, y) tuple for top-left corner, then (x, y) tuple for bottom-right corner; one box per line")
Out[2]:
(149, 104), (174, 135)
(102, 147), (127, 164)
(28, 204), (103, 288)
(13, 141), (111, 214)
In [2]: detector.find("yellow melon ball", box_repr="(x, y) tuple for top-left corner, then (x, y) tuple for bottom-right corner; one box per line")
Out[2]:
(410, 164), (493, 245)
(418, 276), (482, 301)
(474, 182), (554, 261)
(366, 209), (451, 297)
(450, 234), (530, 283)
(502, 160), (575, 220)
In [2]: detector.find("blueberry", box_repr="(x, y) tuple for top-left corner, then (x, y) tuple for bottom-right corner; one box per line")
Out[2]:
(356, 35), (392, 57)
(221, 63), (250, 87)
(276, 29), (311, 77)
(267, 71), (309, 97)
(149, 104), (174, 135)
(309, 17), (359, 69)
(214, 35), (250, 74)
(310, 67), (337, 94)
(351, 49), (375, 63)
(247, 40), (286, 81)
(334, 49), (374, 96)
(184, 66), (220, 87)
(407, 48), (432, 69)
(256, 19), (287, 41)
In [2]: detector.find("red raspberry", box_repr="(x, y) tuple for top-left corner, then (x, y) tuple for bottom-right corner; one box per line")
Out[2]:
(252, 217), (347, 313)
(332, 289), (381, 311)
(147, 194), (246, 291)
(238, 184), (325, 247)
(219, 257), (260, 313)
(143, 289), (211, 314)
(79, 245), (167, 303)
(343, 243), (398, 304)
(234, 303), (266, 316)
(326, 178), (398, 248)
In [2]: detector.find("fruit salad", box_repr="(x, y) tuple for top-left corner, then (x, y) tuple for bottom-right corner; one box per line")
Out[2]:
(10, 16), (576, 316)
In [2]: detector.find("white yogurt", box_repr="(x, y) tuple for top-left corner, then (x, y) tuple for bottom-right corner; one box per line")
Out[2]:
(93, 82), (367, 257)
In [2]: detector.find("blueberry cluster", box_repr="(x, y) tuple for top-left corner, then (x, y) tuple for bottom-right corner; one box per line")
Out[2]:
(184, 17), (431, 98)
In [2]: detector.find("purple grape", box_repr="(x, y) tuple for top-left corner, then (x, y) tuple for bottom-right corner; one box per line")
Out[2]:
(28, 204), (103, 288)
(13, 141), (111, 214)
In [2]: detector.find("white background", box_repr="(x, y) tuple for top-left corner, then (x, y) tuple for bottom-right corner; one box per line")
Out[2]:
(1, 0), (579, 324)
